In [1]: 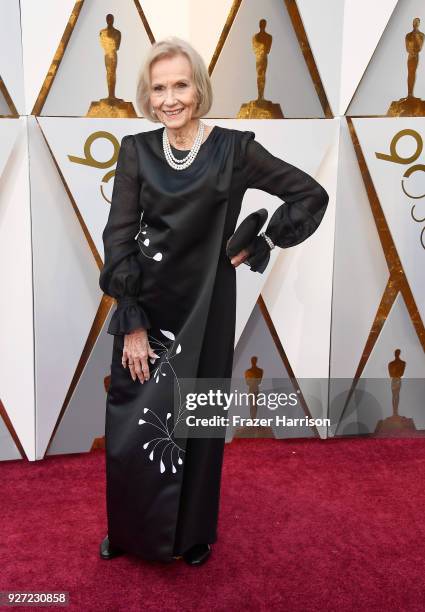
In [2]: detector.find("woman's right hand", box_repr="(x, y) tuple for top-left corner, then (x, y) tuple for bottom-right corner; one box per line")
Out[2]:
(122, 328), (159, 383)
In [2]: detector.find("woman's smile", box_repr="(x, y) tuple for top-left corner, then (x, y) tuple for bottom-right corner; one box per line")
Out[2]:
(163, 108), (184, 116)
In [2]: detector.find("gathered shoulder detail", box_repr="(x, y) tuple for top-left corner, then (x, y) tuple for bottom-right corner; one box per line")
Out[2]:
(233, 130), (256, 171)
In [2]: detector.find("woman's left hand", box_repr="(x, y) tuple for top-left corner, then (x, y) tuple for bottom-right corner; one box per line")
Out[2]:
(230, 248), (250, 267)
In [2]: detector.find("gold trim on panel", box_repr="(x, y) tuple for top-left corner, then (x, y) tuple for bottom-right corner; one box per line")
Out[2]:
(32, 1), (85, 116)
(209, 0), (243, 75)
(91, 436), (105, 450)
(257, 294), (321, 437)
(0, 400), (27, 460)
(0, 77), (19, 117)
(284, 0), (332, 118)
(133, 0), (155, 44)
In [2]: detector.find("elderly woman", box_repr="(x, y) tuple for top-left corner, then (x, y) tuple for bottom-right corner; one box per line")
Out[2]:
(99, 36), (328, 567)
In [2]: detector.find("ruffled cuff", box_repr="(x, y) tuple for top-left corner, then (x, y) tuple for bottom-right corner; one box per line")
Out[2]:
(245, 235), (272, 274)
(107, 296), (151, 336)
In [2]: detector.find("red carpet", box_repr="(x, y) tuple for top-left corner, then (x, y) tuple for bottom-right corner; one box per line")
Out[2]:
(3, 437), (425, 611)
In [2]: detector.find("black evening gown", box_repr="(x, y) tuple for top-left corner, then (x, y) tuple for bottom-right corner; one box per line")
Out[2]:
(99, 125), (329, 562)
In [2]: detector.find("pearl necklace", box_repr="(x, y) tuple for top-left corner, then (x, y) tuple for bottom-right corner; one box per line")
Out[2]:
(162, 121), (205, 170)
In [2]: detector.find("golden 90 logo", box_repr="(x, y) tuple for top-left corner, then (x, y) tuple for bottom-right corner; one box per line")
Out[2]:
(376, 128), (425, 250)
(68, 131), (121, 203)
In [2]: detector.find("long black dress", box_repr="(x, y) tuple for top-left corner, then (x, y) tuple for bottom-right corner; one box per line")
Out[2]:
(99, 125), (328, 562)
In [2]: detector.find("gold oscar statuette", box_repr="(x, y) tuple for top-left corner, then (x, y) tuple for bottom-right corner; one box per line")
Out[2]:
(235, 356), (274, 438)
(375, 349), (417, 435)
(387, 17), (425, 116)
(87, 13), (137, 118)
(237, 19), (284, 119)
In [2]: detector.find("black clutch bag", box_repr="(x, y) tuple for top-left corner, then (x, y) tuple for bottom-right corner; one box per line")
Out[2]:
(226, 208), (268, 258)
(226, 208), (272, 273)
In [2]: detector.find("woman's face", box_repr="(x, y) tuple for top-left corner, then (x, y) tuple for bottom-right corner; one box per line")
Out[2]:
(149, 54), (199, 129)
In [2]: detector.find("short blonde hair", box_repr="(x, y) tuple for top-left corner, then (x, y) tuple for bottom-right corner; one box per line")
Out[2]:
(136, 36), (213, 122)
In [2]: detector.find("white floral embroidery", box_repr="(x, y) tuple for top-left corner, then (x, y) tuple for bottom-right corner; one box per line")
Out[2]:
(134, 210), (163, 261)
(138, 328), (190, 475)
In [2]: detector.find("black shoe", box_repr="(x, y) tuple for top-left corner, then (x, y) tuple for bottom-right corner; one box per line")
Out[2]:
(182, 543), (211, 566)
(99, 535), (125, 560)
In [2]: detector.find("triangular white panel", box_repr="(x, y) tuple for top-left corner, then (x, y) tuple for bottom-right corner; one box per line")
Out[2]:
(330, 118), (389, 380)
(363, 293), (425, 378)
(47, 307), (115, 455)
(334, 294), (425, 435)
(341, 0), (398, 115)
(143, 0), (189, 40)
(208, 0), (324, 118)
(0, 119), (35, 460)
(231, 302), (317, 440)
(347, 0), (424, 116)
(0, 0), (25, 114)
(20, 0), (77, 115)
(0, 416), (22, 461)
(190, 0), (235, 66)
(297, 0), (344, 117)
(0, 121), (20, 176)
(262, 119), (338, 380)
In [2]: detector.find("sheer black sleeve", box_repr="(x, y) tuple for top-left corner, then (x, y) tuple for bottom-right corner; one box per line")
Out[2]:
(237, 130), (329, 273)
(99, 134), (151, 335)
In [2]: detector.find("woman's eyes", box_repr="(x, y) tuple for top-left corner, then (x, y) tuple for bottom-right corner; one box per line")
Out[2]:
(153, 83), (188, 91)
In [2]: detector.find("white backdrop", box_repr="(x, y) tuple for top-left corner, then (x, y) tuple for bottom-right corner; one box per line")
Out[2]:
(1, 0), (424, 460)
